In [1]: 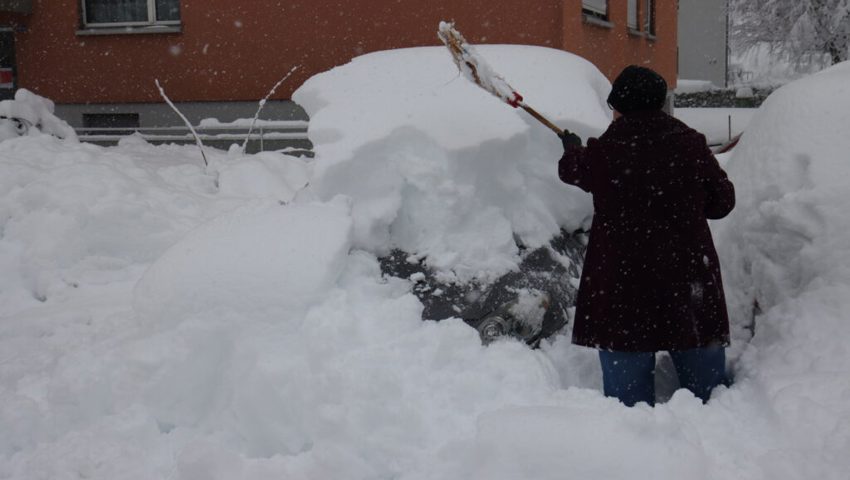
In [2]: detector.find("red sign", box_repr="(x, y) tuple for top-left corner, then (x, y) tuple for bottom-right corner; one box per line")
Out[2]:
(0, 68), (13, 89)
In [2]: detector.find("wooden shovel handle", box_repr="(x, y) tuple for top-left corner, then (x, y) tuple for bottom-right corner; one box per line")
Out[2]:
(519, 103), (563, 136)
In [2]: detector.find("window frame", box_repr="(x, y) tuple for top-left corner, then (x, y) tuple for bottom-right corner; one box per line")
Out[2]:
(627, 0), (639, 31)
(80, 0), (181, 29)
(644, 0), (656, 37)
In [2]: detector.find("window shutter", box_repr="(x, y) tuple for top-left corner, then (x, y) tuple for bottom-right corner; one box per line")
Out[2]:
(582, 0), (608, 15)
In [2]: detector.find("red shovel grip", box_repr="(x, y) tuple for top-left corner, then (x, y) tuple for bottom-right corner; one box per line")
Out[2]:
(507, 92), (523, 108)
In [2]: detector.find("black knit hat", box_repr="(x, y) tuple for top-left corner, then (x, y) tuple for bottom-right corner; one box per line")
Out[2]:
(607, 65), (668, 114)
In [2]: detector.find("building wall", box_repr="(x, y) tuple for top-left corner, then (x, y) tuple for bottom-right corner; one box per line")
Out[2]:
(562, 0), (678, 89)
(3, 0), (563, 104)
(2, 0), (677, 106)
(677, 0), (727, 86)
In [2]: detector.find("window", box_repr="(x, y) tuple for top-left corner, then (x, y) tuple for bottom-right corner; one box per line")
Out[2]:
(82, 0), (180, 27)
(83, 113), (140, 135)
(644, 0), (656, 36)
(0, 31), (15, 99)
(582, 0), (608, 20)
(627, 0), (639, 30)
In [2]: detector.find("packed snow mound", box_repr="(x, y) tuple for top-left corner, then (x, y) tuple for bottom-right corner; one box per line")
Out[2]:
(0, 137), (221, 311)
(718, 60), (850, 316)
(713, 61), (850, 472)
(0, 89), (77, 141)
(293, 46), (609, 282)
(295, 45), (610, 156)
(215, 150), (311, 201)
(134, 199), (353, 328)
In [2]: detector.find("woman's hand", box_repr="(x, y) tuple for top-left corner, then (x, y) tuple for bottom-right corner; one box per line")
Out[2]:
(558, 130), (582, 150)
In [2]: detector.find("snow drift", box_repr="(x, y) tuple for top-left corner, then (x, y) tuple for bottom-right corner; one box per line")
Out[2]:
(133, 199), (354, 329)
(714, 60), (850, 476)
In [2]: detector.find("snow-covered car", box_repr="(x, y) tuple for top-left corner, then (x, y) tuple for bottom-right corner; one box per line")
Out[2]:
(379, 230), (586, 347)
(293, 45), (611, 346)
(0, 114), (32, 139)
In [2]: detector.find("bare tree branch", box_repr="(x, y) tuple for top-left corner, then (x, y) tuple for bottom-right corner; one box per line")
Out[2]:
(155, 79), (209, 168)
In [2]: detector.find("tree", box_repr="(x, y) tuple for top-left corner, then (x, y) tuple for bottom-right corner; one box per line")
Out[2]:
(730, 0), (850, 65)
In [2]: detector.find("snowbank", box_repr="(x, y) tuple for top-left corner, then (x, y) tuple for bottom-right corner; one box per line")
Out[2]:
(134, 199), (353, 328)
(0, 89), (77, 141)
(718, 61), (850, 317)
(294, 45), (609, 281)
(215, 150), (310, 200)
(714, 60), (850, 472)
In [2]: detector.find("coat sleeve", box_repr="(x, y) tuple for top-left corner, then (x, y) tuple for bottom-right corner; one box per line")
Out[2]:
(697, 139), (735, 219)
(558, 141), (594, 193)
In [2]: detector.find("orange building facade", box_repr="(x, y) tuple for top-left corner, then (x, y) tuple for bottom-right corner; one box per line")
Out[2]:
(0, 1), (677, 126)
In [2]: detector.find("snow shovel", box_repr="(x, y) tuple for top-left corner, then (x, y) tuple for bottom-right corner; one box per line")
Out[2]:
(437, 21), (563, 135)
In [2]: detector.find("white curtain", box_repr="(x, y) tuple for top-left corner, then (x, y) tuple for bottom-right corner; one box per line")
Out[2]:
(628, 0), (639, 28)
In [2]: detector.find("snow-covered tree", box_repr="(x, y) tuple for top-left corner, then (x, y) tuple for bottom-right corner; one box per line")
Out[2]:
(730, 0), (850, 65)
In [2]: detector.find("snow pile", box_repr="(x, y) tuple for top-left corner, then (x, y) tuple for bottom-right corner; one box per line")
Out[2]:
(0, 89), (77, 141)
(715, 60), (850, 469)
(294, 45), (609, 281)
(134, 199), (353, 328)
(719, 61), (850, 316)
(215, 150), (310, 200)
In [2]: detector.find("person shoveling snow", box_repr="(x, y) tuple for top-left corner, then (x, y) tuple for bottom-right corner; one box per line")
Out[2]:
(439, 23), (735, 406)
(557, 66), (736, 406)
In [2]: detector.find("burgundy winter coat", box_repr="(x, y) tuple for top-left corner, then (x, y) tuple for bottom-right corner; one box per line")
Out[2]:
(559, 110), (735, 352)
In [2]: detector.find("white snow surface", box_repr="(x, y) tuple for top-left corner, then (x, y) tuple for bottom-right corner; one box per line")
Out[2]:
(674, 107), (756, 146)
(294, 45), (608, 282)
(674, 79), (718, 94)
(0, 48), (849, 480)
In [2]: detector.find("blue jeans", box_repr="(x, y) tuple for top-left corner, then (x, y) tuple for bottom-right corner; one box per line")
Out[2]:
(599, 347), (727, 407)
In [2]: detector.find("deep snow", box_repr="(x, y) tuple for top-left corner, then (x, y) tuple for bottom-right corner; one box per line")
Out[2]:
(0, 47), (849, 480)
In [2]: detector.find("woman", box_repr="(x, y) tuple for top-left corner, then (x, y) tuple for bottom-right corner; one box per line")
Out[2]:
(558, 65), (735, 407)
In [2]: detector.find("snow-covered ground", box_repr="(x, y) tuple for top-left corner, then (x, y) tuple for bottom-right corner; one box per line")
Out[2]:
(1, 46), (849, 480)
(674, 108), (756, 146)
